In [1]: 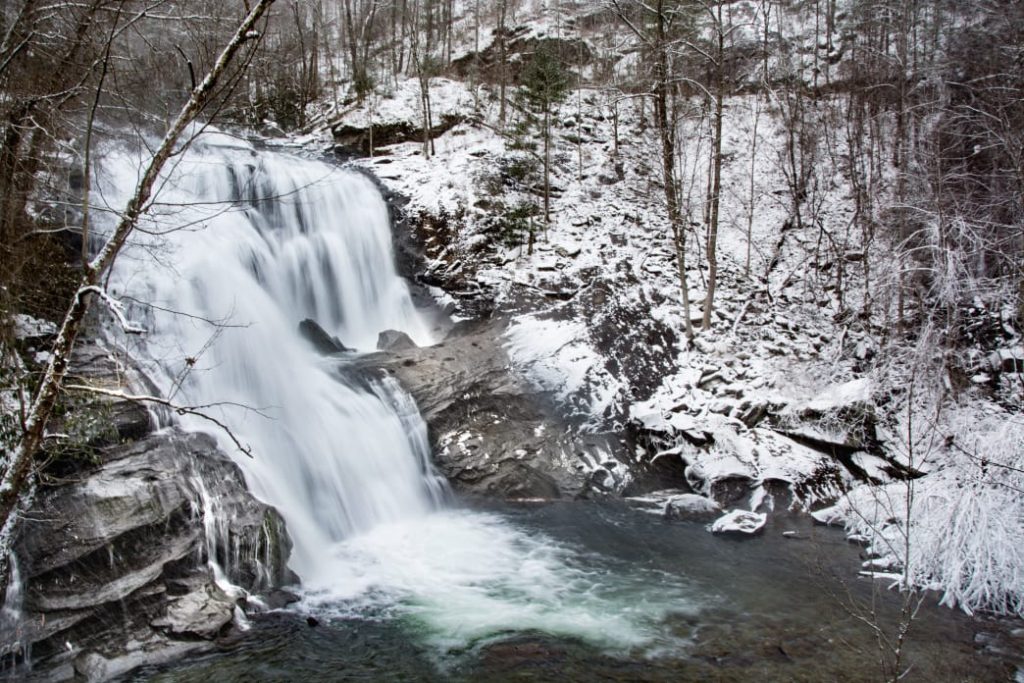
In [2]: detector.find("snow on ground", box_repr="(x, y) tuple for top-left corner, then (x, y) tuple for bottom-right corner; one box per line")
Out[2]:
(504, 314), (625, 426)
(337, 78), (476, 133)
(287, 2), (1024, 618)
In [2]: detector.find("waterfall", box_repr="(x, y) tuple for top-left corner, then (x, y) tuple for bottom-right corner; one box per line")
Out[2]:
(101, 132), (694, 655)
(104, 134), (446, 579)
(0, 554), (22, 628)
(0, 553), (25, 666)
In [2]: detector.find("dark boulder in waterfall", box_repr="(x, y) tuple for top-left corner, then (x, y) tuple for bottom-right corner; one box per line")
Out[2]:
(299, 318), (350, 354)
(377, 329), (418, 352)
(1, 340), (294, 680)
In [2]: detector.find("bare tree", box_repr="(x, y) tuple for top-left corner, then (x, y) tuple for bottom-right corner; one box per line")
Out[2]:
(610, 0), (697, 338)
(0, 0), (276, 595)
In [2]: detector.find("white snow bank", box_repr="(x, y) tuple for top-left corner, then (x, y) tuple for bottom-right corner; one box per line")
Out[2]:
(334, 78), (475, 130)
(799, 378), (872, 413)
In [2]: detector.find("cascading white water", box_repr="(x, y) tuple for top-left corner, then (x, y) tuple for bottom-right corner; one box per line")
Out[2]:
(0, 554), (22, 629)
(103, 133), (445, 578)
(100, 131), (695, 656)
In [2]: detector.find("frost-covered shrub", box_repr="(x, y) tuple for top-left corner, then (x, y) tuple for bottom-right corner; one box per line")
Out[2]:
(820, 409), (1024, 617)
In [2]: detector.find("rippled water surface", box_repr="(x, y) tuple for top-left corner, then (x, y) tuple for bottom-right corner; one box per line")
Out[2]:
(126, 500), (1020, 683)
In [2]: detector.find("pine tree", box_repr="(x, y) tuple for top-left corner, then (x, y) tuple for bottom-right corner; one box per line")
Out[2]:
(516, 42), (571, 224)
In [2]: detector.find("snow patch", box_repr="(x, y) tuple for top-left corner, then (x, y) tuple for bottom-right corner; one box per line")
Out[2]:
(710, 510), (767, 535)
(504, 315), (624, 425)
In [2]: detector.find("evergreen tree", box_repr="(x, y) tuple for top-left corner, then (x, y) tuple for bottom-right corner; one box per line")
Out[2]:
(515, 42), (571, 224)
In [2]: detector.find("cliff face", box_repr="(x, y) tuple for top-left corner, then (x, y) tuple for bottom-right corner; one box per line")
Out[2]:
(2, 339), (292, 681)
(362, 318), (692, 501)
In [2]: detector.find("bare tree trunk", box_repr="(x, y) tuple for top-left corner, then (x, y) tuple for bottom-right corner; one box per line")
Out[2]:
(409, 4), (432, 159)
(497, 0), (508, 129)
(543, 107), (551, 223)
(703, 0), (725, 331)
(445, 0), (453, 66)
(651, 0), (694, 338)
(577, 40), (584, 181)
(612, 97), (619, 156)
(745, 96), (762, 277)
(80, 5), (122, 268)
(0, 0), (276, 592)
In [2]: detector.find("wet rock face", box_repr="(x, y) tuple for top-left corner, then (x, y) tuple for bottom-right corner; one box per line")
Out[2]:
(6, 428), (292, 678)
(366, 319), (630, 500)
(2, 342), (292, 680)
(299, 318), (351, 354)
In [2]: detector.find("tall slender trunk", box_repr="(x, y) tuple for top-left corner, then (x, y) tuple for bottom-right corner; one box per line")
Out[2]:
(745, 97), (761, 277)
(543, 108), (551, 223)
(652, 0), (693, 338)
(498, 0), (508, 129)
(702, 2), (725, 331)
(0, 0), (277, 595)
(577, 40), (584, 181)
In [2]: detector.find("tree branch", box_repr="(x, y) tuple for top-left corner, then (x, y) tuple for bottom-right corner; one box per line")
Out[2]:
(65, 384), (257, 457)
(0, 0), (277, 588)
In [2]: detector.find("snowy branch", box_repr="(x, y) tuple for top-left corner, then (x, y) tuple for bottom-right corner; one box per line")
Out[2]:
(78, 286), (146, 335)
(64, 384), (258, 458)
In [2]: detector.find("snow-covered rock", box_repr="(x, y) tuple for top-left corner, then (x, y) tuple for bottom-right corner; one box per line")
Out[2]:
(710, 510), (767, 535)
(13, 313), (56, 341)
(665, 493), (721, 517)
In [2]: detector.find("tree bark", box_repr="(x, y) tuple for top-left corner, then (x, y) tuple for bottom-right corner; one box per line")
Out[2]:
(652, 0), (694, 339)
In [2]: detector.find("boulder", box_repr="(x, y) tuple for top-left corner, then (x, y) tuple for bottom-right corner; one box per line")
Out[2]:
(2, 340), (293, 679)
(298, 318), (350, 354)
(365, 318), (631, 499)
(6, 428), (292, 675)
(377, 329), (418, 352)
(332, 114), (462, 157)
(665, 493), (721, 518)
(710, 509), (767, 536)
(151, 581), (235, 638)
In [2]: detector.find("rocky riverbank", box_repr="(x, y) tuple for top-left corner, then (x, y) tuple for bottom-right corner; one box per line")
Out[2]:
(2, 331), (292, 681)
(360, 319), (636, 500)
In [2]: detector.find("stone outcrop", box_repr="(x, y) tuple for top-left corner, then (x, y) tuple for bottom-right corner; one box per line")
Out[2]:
(1, 340), (292, 681)
(361, 319), (634, 500)
(450, 30), (592, 84)
(299, 318), (350, 355)
(377, 329), (417, 352)
(332, 114), (463, 158)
